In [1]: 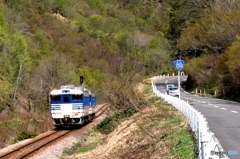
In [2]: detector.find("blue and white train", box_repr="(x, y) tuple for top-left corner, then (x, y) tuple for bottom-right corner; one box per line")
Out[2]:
(49, 78), (96, 127)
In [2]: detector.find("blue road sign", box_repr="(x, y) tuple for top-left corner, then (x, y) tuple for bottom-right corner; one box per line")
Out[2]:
(173, 59), (185, 71)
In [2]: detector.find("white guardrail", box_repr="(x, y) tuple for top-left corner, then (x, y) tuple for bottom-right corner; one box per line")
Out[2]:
(151, 75), (229, 159)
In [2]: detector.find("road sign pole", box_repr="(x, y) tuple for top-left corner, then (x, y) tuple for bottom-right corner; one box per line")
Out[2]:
(178, 70), (181, 111)
(178, 70), (180, 99)
(173, 59), (185, 109)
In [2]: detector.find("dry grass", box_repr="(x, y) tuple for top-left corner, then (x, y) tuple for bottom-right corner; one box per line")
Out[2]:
(63, 81), (196, 159)
(0, 109), (53, 148)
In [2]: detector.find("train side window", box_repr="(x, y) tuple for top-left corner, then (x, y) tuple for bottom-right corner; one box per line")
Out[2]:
(63, 96), (69, 103)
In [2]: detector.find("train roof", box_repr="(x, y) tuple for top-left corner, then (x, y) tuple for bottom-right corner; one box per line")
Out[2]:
(50, 84), (94, 95)
(50, 89), (83, 95)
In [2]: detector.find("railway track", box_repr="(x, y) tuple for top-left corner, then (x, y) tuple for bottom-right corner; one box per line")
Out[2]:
(0, 103), (109, 159)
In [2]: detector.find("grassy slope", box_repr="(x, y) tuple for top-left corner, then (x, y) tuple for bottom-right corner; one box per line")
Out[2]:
(62, 80), (196, 159)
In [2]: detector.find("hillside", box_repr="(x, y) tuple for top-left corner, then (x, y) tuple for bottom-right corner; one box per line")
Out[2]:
(0, 0), (173, 148)
(1, 0), (240, 154)
(0, 0), (173, 110)
(61, 80), (195, 159)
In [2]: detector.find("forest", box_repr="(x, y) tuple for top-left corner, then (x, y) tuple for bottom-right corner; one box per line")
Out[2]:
(0, 0), (240, 148)
(0, 0), (174, 112)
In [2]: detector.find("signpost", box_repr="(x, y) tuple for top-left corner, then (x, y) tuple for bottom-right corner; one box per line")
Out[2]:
(173, 59), (185, 71)
(173, 59), (185, 112)
(173, 59), (185, 99)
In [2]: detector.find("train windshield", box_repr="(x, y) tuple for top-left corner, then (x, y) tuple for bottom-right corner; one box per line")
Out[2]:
(50, 95), (61, 103)
(72, 94), (82, 102)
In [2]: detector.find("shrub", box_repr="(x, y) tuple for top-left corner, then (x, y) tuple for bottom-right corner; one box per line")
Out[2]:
(96, 107), (137, 134)
(14, 130), (37, 142)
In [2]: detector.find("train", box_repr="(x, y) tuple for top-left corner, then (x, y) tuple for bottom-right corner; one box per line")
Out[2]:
(49, 76), (96, 127)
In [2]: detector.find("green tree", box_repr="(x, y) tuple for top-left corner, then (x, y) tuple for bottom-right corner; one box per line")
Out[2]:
(75, 66), (103, 90)
(87, 0), (107, 15)
(89, 14), (104, 30)
(11, 34), (31, 105)
(216, 36), (240, 98)
(0, 14), (7, 52)
(52, 0), (66, 15)
(178, 0), (240, 56)
(30, 52), (82, 108)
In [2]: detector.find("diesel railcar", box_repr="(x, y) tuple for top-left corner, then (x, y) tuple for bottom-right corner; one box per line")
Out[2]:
(49, 78), (96, 127)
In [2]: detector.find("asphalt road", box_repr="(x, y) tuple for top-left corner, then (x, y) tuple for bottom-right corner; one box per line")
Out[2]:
(155, 76), (240, 159)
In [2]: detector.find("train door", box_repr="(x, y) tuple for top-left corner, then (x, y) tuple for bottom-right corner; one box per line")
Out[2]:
(61, 94), (72, 116)
(63, 95), (70, 103)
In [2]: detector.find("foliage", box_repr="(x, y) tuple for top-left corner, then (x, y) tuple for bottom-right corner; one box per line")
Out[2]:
(87, 0), (106, 15)
(180, 1), (240, 99)
(76, 142), (98, 153)
(14, 130), (37, 142)
(215, 37), (240, 99)
(11, 34), (31, 67)
(52, 0), (67, 15)
(0, 110), (52, 148)
(96, 107), (137, 134)
(31, 30), (52, 61)
(0, 0), (195, 152)
(77, 18), (88, 33)
(184, 54), (219, 92)
(75, 66), (103, 90)
(0, 14), (6, 51)
(0, 76), (13, 110)
(89, 14), (104, 30)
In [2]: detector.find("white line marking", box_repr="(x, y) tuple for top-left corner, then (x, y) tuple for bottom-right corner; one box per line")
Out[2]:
(229, 101), (238, 104)
(221, 108), (227, 110)
(208, 103), (212, 105)
(214, 106), (219, 108)
(202, 101), (206, 103)
(231, 110), (238, 113)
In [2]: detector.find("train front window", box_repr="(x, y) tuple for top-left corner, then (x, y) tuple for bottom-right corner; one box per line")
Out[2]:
(50, 95), (61, 103)
(72, 94), (82, 102)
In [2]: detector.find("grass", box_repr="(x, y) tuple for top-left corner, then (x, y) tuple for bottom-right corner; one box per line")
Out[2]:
(61, 130), (104, 158)
(127, 94), (196, 159)
(77, 142), (99, 153)
(172, 129), (196, 158)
